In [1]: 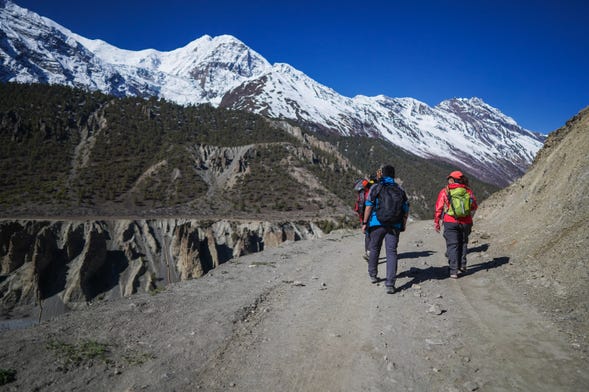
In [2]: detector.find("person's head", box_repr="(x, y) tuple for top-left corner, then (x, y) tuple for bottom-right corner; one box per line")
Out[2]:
(375, 167), (383, 179)
(447, 170), (464, 184)
(381, 165), (395, 179)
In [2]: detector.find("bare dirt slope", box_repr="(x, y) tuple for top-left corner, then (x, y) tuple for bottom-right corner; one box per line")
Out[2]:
(1, 220), (587, 391)
(475, 106), (589, 347)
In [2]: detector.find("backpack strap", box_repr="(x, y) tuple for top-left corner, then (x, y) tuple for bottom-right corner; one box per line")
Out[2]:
(373, 183), (383, 201)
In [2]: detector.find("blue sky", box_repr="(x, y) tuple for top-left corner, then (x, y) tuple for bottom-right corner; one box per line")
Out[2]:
(16, 0), (589, 134)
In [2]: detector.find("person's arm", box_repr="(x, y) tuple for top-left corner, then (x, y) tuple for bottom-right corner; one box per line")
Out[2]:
(362, 205), (372, 234)
(362, 186), (376, 233)
(433, 189), (446, 232)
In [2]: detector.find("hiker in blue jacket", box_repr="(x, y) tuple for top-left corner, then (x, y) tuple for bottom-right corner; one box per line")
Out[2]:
(361, 165), (409, 294)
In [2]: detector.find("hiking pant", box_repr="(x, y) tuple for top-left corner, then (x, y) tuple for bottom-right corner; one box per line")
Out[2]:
(443, 222), (472, 274)
(367, 226), (400, 288)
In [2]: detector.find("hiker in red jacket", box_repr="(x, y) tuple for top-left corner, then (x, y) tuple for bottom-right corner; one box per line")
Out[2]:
(354, 177), (373, 260)
(434, 171), (478, 278)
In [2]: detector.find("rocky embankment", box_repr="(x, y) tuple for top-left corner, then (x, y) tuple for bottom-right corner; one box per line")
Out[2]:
(475, 106), (589, 345)
(0, 218), (322, 320)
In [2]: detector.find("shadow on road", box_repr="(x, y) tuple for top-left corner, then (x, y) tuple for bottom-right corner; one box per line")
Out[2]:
(376, 250), (436, 265)
(398, 250), (436, 259)
(460, 257), (509, 277)
(395, 256), (510, 292)
(468, 243), (490, 254)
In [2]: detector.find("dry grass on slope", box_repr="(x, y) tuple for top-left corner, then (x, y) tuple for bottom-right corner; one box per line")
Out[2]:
(474, 106), (589, 346)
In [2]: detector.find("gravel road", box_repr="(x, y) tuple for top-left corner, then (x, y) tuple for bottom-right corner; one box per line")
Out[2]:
(0, 220), (587, 391)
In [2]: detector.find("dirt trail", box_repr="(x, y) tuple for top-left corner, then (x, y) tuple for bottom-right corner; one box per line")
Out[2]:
(0, 220), (587, 391)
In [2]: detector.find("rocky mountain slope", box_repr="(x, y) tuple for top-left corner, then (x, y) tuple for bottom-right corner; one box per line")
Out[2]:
(475, 105), (589, 345)
(0, 84), (355, 219)
(0, 83), (499, 221)
(0, 0), (544, 186)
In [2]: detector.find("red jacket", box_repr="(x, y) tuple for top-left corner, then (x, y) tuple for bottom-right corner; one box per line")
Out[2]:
(434, 183), (477, 225)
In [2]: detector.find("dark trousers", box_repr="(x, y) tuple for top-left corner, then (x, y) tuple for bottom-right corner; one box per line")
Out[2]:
(367, 226), (400, 287)
(443, 222), (472, 274)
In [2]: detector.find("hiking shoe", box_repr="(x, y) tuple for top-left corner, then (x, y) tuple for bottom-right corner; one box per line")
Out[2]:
(459, 267), (467, 274)
(386, 286), (396, 294)
(370, 276), (379, 284)
(450, 274), (458, 279)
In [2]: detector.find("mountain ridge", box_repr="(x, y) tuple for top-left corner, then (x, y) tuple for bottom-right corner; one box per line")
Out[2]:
(0, 0), (544, 186)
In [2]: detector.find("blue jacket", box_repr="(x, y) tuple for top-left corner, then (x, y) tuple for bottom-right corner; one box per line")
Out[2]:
(365, 177), (409, 229)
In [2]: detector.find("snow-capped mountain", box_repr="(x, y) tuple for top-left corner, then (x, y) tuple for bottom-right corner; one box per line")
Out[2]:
(0, 1), (271, 103)
(0, 0), (544, 186)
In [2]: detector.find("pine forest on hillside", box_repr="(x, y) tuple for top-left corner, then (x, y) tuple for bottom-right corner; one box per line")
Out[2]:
(0, 83), (498, 221)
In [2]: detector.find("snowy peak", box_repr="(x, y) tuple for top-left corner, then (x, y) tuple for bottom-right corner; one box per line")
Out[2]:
(0, 3), (271, 104)
(0, 1), (545, 186)
(437, 97), (543, 141)
(438, 97), (517, 126)
(1, 1), (124, 94)
(159, 34), (271, 77)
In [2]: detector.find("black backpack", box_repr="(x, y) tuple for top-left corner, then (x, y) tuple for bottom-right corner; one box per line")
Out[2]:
(374, 183), (405, 226)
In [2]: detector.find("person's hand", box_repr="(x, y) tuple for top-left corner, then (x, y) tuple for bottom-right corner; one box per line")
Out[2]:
(434, 222), (440, 233)
(362, 223), (367, 234)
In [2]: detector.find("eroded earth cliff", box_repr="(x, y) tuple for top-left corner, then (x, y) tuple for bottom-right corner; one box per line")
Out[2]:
(0, 218), (322, 320)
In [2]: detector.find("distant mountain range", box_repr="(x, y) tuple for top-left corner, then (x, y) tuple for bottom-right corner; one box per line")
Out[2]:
(0, 0), (545, 186)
